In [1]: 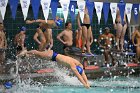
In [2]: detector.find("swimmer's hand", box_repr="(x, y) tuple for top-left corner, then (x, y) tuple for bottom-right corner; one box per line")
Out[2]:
(85, 83), (90, 89)
(26, 20), (34, 24)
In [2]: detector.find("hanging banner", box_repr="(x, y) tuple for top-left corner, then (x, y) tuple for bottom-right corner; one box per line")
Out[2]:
(31, 0), (40, 20)
(77, 0), (85, 23)
(118, 2), (126, 24)
(103, 2), (110, 24)
(132, 4), (139, 23)
(50, 0), (59, 20)
(9, 0), (19, 20)
(20, 0), (30, 20)
(0, 0), (8, 20)
(60, 0), (70, 23)
(69, 1), (76, 22)
(94, 2), (103, 24)
(125, 3), (132, 24)
(110, 3), (118, 24)
(139, 4), (140, 12)
(41, 0), (51, 22)
(86, 0), (94, 24)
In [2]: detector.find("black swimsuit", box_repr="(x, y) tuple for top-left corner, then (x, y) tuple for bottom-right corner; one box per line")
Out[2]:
(81, 24), (91, 29)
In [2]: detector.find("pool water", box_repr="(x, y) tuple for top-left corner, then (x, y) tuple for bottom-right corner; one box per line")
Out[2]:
(1, 58), (140, 93)
(1, 76), (140, 93)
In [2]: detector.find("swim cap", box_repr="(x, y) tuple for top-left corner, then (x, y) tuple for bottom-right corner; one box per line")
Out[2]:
(4, 82), (13, 89)
(76, 66), (83, 74)
(20, 26), (26, 31)
(55, 19), (63, 27)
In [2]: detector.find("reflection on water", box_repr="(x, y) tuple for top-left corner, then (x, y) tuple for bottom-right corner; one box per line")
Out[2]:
(0, 56), (140, 93)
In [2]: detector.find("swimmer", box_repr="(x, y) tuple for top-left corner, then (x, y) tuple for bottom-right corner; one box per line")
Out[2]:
(77, 7), (93, 54)
(33, 23), (46, 51)
(114, 7), (127, 51)
(0, 23), (7, 49)
(26, 16), (63, 28)
(98, 27), (116, 66)
(0, 23), (7, 73)
(57, 22), (73, 54)
(26, 20), (54, 51)
(132, 25), (140, 63)
(14, 26), (27, 55)
(21, 50), (90, 88)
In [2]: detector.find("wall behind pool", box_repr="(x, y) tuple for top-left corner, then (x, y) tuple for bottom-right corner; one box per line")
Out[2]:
(1, 4), (131, 59)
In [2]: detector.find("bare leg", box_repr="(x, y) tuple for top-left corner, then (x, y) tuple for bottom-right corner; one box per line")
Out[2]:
(109, 51), (115, 66)
(86, 27), (92, 54)
(116, 23), (123, 50)
(38, 42), (47, 51)
(82, 26), (88, 53)
(120, 24), (127, 51)
(104, 49), (110, 65)
(78, 29), (82, 48)
(136, 46), (140, 63)
(44, 29), (52, 50)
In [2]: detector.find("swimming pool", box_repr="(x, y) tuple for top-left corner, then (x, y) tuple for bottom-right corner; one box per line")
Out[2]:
(0, 58), (140, 93)
(1, 76), (140, 93)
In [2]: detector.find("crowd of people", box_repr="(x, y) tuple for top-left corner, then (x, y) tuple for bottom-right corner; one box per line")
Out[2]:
(0, 6), (140, 88)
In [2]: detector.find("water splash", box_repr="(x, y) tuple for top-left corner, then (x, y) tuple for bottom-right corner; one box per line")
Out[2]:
(1, 56), (140, 93)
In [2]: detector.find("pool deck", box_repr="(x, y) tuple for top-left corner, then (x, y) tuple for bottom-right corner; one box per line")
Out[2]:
(85, 65), (140, 79)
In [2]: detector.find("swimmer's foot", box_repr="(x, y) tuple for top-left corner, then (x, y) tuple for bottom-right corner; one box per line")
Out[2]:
(82, 51), (86, 54)
(116, 47), (120, 51)
(84, 52), (94, 56)
(87, 52), (94, 55)
(120, 48), (125, 52)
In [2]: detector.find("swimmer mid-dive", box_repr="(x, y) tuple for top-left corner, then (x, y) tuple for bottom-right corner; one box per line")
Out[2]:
(20, 50), (90, 88)
(26, 16), (63, 28)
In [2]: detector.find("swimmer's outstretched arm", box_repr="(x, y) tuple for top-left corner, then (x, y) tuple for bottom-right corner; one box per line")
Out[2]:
(26, 50), (51, 58)
(71, 66), (90, 88)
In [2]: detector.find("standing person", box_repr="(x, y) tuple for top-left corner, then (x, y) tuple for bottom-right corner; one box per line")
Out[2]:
(19, 49), (90, 88)
(132, 25), (140, 62)
(57, 22), (73, 53)
(98, 27), (116, 67)
(43, 23), (53, 50)
(77, 7), (93, 54)
(26, 19), (54, 51)
(14, 26), (26, 55)
(0, 23), (7, 49)
(33, 23), (46, 51)
(0, 23), (7, 73)
(114, 8), (127, 51)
